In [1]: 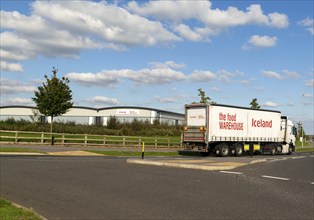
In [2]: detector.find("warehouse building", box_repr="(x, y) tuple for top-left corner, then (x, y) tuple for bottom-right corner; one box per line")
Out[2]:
(0, 106), (185, 126)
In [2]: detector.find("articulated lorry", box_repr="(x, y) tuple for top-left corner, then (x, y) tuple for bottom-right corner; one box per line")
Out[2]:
(182, 103), (296, 156)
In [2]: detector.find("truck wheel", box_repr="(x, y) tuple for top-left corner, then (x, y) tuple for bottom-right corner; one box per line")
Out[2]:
(270, 146), (276, 155)
(234, 144), (243, 157)
(219, 144), (229, 157)
(276, 146), (282, 154)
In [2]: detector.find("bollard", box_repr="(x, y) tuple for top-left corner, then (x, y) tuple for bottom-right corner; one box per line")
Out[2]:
(142, 142), (145, 159)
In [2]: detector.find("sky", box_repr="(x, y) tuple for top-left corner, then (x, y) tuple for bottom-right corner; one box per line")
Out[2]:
(0, 0), (313, 134)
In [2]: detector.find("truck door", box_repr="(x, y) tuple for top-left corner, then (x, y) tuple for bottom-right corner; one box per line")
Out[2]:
(183, 106), (207, 144)
(187, 107), (206, 127)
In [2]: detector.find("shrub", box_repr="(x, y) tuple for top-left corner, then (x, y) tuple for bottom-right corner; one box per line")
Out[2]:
(0, 118), (182, 137)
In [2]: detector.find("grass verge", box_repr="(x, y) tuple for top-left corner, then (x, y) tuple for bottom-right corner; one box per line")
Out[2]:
(0, 147), (46, 154)
(0, 198), (43, 220)
(295, 147), (314, 153)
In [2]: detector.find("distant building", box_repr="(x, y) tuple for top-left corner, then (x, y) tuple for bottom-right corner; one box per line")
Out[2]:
(0, 106), (184, 126)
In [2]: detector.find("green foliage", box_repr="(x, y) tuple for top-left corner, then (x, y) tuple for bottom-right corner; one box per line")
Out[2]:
(107, 116), (120, 129)
(32, 67), (73, 134)
(250, 98), (260, 109)
(0, 117), (182, 137)
(296, 122), (306, 139)
(198, 88), (211, 104)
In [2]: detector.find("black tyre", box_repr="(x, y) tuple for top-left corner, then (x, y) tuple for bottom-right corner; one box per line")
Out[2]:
(234, 144), (243, 157)
(219, 144), (230, 157)
(276, 145), (282, 154)
(270, 146), (276, 155)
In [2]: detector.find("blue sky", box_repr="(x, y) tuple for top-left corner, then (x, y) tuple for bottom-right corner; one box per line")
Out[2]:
(1, 0), (313, 134)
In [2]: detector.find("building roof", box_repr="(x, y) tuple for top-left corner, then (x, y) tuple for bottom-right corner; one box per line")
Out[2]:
(0, 105), (184, 116)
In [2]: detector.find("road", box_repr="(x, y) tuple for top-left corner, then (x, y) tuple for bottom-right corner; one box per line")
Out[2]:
(0, 153), (313, 220)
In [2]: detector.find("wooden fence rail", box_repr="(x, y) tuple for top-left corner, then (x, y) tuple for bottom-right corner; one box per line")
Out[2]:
(0, 130), (182, 148)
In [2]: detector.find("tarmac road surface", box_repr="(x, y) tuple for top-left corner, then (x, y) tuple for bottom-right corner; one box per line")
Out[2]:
(0, 153), (313, 220)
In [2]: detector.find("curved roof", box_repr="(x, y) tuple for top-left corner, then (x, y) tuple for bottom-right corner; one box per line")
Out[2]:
(0, 105), (184, 116)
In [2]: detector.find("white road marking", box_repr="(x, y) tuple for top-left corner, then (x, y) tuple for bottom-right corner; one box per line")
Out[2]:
(311, 182), (314, 185)
(290, 156), (305, 159)
(269, 158), (288, 162)
(262, 175), (290, 181)
(219, 171), (243, 175)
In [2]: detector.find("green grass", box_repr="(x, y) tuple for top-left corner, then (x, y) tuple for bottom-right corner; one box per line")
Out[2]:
(0, 147), (46, 154)
(295, 140), (311, 147)
(0, 198), (42, 220)
(0, 131), (181, 146)
(295, 147), (314, 153)
(85, 150), (181, 157)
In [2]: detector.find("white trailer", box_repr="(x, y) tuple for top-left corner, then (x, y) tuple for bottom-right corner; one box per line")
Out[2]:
(182, 103), (296, 156)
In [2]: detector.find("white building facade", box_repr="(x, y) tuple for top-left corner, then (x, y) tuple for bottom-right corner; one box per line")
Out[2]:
(0, 106), (184, 126)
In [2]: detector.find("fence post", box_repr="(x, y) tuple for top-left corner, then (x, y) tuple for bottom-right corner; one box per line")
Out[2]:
(103, 136), (106, 146)
(168, 138), (170, 147)
(62, 133), (65, 145)
(15, 131), (18, 143)
(155, 138), (157, 147)
(139, 138), (141, 147)
(85, 134), (87, 146)
(41, 132), (44, 144)
(123, 136), (126, 147)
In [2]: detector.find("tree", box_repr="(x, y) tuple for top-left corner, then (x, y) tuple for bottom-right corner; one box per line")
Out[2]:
(297, 122), (306, 141)
(32, 67), (73, 136)
(198, 88), (211, 104)
(250, 98), (260, 109)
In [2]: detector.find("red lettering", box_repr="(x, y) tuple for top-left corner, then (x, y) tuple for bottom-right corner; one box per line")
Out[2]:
(252, 119), (272, 128)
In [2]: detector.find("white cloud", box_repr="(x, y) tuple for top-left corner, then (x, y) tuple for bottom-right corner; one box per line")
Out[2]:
(298, 18), (314, 35)
(154, 95), (178, 103)
(243, 35), (277, 49)
(1, 0), (289, 72)
(66, 61), (186, 87)
(298, 18), (314, 26)
(88, 96), (119, 105)
(261, 70), (284, 80)
(149, 61), (186, 70)
(261, 69), (302, 81)
(172, 24), (203, 41)
(0, 1), (181, 70)
(0, 78), (36, 94)
(238, 80), (250, 84)
(262, 101), (278, 107)
(217, 70), (237, 82)
(188, 70), (216, 82)
(282, 70), (301, 79)
(1, 11), (101, 58)
(268, 12), (289, 28)
(211, 87), (221, 92)
(305, 79), (314, 87)
(32, 1), (180, 46)
(1, 98), (34, 106)
(128, 1), (288, 42)
(65, 71), (120, 87)
(126, 68), (186, 85)
(0, 61), (24, 72)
